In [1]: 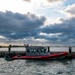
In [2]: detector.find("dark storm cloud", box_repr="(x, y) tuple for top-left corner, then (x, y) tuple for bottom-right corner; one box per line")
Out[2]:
(0, 11), (46, 39)
(0, 10), (75, 44)
(41, 17), (75, 42)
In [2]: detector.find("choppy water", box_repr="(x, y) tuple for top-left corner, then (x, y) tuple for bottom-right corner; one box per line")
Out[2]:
(0, 59), (75, 75)
(0, 47), (75, 75)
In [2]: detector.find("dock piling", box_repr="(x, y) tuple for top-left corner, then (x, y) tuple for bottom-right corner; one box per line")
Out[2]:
(69, 47), (72, 54)
(48, 47), (50, 52)
(8, 45), (11, 52)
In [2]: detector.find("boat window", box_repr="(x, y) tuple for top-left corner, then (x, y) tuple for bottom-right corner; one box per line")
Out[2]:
(27, 48), (46, 52)
(32, 49), (35, 52)
(37, 50), (39, 52)
(27, 49), (37, 52)
(34, 50), (36, 52)
(27, 50), (29, 52)
(32, 50), (34, 52)
(30, 50), (32, 52)
(41, 49), (46, 52)
(41, 49), (44, 52)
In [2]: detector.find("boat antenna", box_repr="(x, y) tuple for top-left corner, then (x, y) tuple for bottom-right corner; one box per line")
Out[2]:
(42, 42), (43, 46)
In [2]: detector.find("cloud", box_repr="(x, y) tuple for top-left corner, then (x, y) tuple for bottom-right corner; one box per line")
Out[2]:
(61, 4), (75, 18)
(23, 0), (64, 3)
(23, 0), (31, 2)
(0, 11), (46, 39)
(22, 0), (64, 7)
(40, 0), (65, 9)
(0, 9), (75, 45)
(47, 0), (64, 3)
(41, 17), (75, 44)
(0, 10), (75, 45)
(0, 36), (6, 39)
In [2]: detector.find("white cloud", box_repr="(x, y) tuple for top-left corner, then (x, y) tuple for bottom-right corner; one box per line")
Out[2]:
(23, 0), (31, 2)
(0, 0), (65, 14)
(0, 37), (47, 46)
(44, 17), (63, 26)
(60, 4), (75, 18)
(39, 32), (62, 38)
(47, 0), (64, 2)
(0, 36), (6, 39)
(66, 4), (75, 17)
(0, 0), (33, 14)
(41, 0), (65, 8)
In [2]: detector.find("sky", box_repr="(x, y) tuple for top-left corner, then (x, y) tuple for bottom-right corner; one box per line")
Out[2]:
(0, 0), (75, 46)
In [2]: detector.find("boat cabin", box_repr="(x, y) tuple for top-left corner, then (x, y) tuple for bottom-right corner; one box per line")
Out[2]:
(25, 46), (50, 56)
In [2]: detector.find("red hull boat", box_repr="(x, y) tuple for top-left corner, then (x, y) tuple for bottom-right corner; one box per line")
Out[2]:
(4, 46), (68, 61)
(12, 52), (68, 60)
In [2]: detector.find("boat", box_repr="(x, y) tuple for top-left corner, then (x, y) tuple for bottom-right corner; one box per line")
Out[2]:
(4, 46), (68, 61)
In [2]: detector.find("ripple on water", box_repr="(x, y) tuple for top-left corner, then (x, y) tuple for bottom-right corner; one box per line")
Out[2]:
(0, 59), (75, 75)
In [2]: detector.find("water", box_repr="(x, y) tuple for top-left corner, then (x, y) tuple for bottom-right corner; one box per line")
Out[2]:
(0, 47), (75, 75)
(0, 59), (75, 75)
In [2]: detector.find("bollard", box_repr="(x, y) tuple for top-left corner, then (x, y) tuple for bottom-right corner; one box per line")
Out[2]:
(8, 45), (11, 52)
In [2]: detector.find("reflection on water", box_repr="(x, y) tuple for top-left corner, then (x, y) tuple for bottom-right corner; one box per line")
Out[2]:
(0, 59), (75, 75)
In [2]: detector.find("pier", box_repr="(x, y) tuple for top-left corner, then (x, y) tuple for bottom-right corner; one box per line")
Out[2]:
(0, 45), (75, 59)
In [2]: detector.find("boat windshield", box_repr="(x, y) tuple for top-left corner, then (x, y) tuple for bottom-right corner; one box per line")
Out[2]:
(26, 49), (46, 52)
(26, 47), (50, 56)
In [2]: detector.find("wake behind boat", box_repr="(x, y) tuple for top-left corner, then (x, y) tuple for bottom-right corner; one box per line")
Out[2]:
(4, 46), (68, 61)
